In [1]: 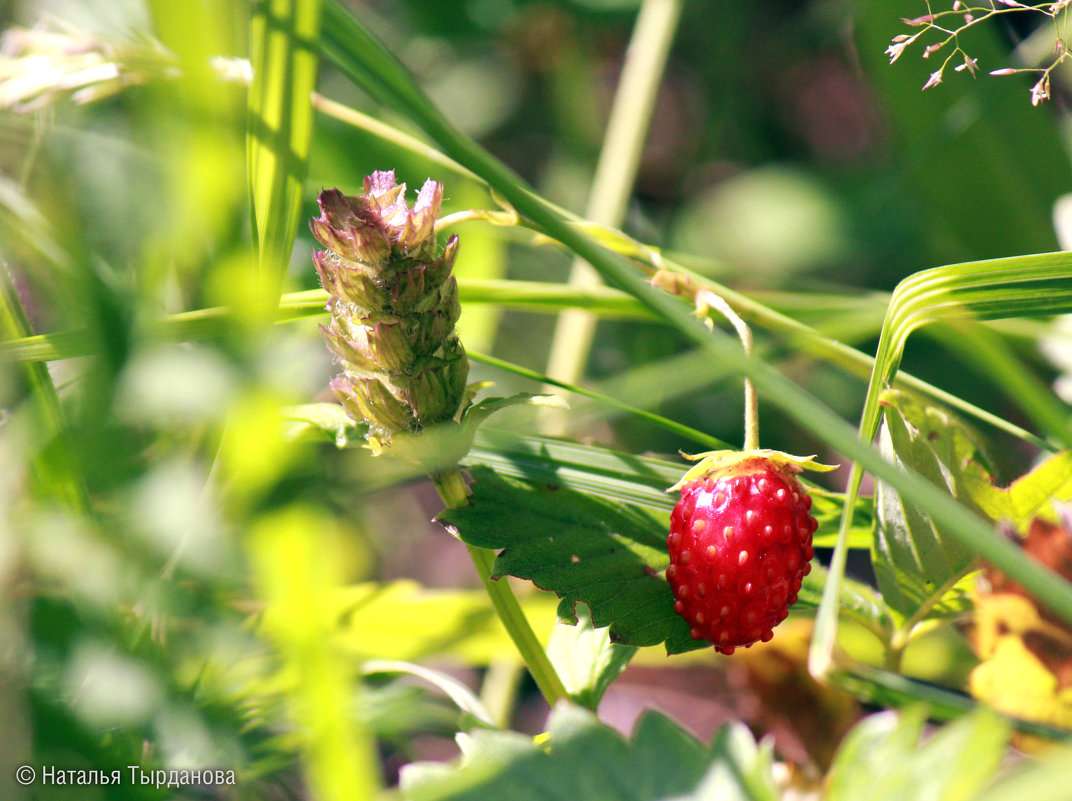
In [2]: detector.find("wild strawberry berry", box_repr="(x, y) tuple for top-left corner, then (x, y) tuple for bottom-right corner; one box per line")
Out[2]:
(666, 451), (829, 654)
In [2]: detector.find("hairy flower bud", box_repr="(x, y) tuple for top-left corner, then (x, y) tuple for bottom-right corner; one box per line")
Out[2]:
(312, 171), (468, 443)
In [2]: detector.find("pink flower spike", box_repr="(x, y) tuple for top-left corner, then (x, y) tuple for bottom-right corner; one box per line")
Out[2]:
(922, 70), (944, 90)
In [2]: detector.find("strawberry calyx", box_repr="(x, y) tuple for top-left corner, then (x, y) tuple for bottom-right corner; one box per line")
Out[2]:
(667, 449), (838, 493)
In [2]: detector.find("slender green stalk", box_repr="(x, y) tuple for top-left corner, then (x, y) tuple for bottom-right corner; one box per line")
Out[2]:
(694, 290), (758, 450)
(432, 468), (568, 708)
(544, 0), (683, 401)
(469, 350), (731, 450)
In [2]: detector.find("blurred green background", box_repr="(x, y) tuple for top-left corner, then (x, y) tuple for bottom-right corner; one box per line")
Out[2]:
(2, 0), (1071, 798)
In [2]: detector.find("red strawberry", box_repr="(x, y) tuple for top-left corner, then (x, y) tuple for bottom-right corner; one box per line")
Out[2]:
(666, 451), (832, 654)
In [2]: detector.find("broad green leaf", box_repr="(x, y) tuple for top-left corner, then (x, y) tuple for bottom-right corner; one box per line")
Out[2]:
(873, 390), (990, 622)
(546, 603), (638, 711)
(401, 703), (775, 801)
(438, 465), (699, 654)
(825, 706), (1009, 801)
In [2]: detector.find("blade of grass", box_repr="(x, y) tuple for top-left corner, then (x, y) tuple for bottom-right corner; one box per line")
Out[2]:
(0, 260), (87, 512)
(248, 0), (321, 311)
(469, 350), (731, 451)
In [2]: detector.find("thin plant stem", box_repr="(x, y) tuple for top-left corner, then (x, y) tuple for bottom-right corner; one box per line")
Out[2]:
(543, 0), (683, 413)
(431, 467), (569, 708)
(695, 290), (759, 451)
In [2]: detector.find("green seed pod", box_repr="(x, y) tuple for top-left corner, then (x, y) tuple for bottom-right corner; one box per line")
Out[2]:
(312, 171), (469, 442)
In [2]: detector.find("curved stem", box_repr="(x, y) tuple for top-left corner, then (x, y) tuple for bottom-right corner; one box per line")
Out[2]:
(432, 468), (569, 708)
(695, 290), (759, 451)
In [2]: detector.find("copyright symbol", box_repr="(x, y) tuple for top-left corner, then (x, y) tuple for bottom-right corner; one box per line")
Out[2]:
(15, 765), (34, 785)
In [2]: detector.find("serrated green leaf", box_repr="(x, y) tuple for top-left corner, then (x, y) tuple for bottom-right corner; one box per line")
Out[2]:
(873, 391), (990, 621)
(825, 706), (1009, 801)
(438, 465), (701, 654)
(401, 703), (775, 801)
(989, 450), (1072, 530)
(546, 602), (638, 711)
(465, 429), (874, 550)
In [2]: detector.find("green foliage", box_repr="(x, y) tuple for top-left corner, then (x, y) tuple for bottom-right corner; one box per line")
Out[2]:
(873, 390), (989, 623)
(6, 0), (1072, 797)
(401, 703), (779, 801)
(825, 706), (1010, 801)
(439, 465), (699, 653)
(546, 603), (638, 710)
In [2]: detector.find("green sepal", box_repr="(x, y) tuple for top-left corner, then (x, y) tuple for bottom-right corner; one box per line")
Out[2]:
(668, 448), (839, 493)
(281, 402), (366, 447)
(363, 387), (566, 472)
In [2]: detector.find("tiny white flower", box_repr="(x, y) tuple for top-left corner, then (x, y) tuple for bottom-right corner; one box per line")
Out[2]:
(1031, 74), (1051, 106)
(886, 31), (921, 64)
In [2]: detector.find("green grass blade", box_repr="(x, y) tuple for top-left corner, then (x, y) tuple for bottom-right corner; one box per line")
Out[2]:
(248, 0), (321, 308)
(468, 350), (730, 451)
(0, 262), (87, 512)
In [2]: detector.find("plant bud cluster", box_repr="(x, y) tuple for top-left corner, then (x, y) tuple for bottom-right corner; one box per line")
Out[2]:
(311, 171), (468, 441)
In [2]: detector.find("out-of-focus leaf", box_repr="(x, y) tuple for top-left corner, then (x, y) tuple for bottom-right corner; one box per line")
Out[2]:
(969, 611), (1072, 735)
(401, 703), (777, 801)
(978, 450), (1072, 531)
(247, 0), (321, 308)
(825, 706), (1009, 801)
(973, 742), (1072, 801)
(969, 512), (1072, 743)
(312, 580), (560, 664)
(546, 602), (638, 711)
(873, 390), (991, 622)
(362, 660), (496, 729)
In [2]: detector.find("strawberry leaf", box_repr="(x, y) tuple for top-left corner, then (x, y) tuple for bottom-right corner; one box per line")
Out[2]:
(825, 706), (1009, 801)
(437, 466), (703, 654)
(873, 390), (992, 622)
(400, 703), (779, 801)
(546, 603), (638, 711)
